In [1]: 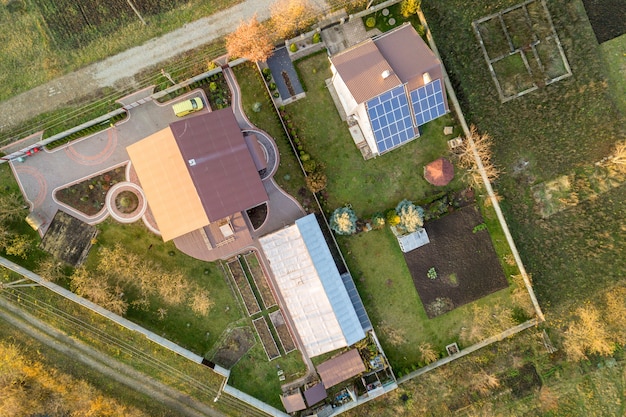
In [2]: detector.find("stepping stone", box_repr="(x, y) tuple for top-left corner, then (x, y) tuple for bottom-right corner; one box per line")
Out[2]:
(382, 8), (389, 16)
(444, 126), (454, 135)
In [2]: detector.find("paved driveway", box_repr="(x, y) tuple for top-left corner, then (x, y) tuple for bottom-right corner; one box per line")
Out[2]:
(12, 89), (208, 234)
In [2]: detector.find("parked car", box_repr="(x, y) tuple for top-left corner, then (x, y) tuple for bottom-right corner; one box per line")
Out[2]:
(172, 97), (203, 117)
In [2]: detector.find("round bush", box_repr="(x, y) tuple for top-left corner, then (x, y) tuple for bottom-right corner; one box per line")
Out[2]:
(366, 17), (376, 28)
(262, 68), (271, 76)
(269, 82), (277, 91)
(312, 33), (321, 43)
(302, 159), (317, 174)
(289, 43), (298, 52)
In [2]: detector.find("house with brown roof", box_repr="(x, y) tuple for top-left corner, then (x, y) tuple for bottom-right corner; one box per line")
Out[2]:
(127, 109), (268, 260)
(329, 23), (449, 158)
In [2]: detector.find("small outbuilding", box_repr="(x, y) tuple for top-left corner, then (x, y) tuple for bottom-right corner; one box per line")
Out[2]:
(317, 349), (366, 389)
(304, 383), (328, 407)
(424, 157), (454, 186)
(40, 211), (97, 266)
(280, 390), (306, 413)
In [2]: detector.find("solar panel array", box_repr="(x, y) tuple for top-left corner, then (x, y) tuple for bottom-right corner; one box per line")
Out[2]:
(410, 79), (446, 126)
(366, 86), (416, 153)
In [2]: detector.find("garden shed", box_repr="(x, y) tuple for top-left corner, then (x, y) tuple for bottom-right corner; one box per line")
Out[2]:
(280, 390), (306, 413)
(40, 211), (97, 266)
(316, 349), (366, 388)
(259, 214), (366, 357)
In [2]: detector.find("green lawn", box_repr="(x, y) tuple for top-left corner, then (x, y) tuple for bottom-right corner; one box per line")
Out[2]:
(286, 52), (463, 218)
(280, 52), (531, 372)
(232, 63), (311, 207)
(229, 347), (307, 409)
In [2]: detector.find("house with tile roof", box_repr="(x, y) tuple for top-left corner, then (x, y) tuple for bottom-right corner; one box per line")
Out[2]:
(126, 108), (268, 258)
(329, 23), (449, 159)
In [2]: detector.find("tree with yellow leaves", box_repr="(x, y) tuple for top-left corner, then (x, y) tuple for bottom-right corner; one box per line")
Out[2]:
(562, 305), (615, 362)
(270, 0), (318, 39)
(226, 15), (274, 62)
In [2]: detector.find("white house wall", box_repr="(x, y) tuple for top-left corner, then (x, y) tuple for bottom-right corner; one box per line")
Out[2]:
(354, 104), (378, 155)
(331, 71), (359, 116)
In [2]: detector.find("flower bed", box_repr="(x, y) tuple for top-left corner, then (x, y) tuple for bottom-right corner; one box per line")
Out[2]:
(253, 317), (280, 360)
(243, 252), (276, 309)
(227, 258), (261, 316)
(55, 166), (126, 216)
(269, 310), (296, 354)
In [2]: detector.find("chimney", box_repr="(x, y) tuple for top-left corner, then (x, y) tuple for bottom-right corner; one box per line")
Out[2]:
(381, 70), (391, 79)
(422, 72), (432, 84)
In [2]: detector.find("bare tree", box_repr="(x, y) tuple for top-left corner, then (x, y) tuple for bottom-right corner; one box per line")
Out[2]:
(455, 125), (501, 186)
(70, 267), (128, 316)
(469, 370), (500, 395)
(270, 0), (318, 39)
(225, 15), (274, 62)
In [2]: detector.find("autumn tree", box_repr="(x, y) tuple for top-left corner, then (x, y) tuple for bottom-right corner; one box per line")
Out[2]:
(330, 206), (358, 235)
(305, 170), (327, 193)
(562, 305), (615, 362)
(70, 267), (128, 316)
(0, 193), (32, 258)
(418, 342), (438, 365)
(225, 15), (274, 62)
(36, 257), (66, 282)
(270, 0), (318, 39)
(400, 0), (421, 17)
(456, 125), (501, 186)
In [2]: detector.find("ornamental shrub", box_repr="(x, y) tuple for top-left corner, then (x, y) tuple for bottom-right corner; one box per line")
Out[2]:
(371, 212), (385, 229)
(312, 32), (321, 43)
(365, 17), (376, 28)
(386, 209), (400, 226)
(269, 82), (277, 90)
(289, 43), (298, 52)
(262, 67), (271, 76)
(396, 199), (424, 233)
(330, 207), (358, 235)
(302, 159), (317, 174)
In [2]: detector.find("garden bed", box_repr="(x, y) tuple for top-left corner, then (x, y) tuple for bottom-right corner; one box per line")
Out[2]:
(404, 205), (508, 318)
(253, 317), (280, 360)
(243, 251), (276, 309)
(581, 0), (626, 43)
(269, 310), (296, 354)
(211, 326), (256, 369)
(55, 166), (126, 216)
(226, 258), (261, 316)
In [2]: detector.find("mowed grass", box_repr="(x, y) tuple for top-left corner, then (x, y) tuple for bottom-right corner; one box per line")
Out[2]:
(229, 347), (307, 409)
(232, 63), (308, 202)
(422, 0), (626, 313)
(287, 52), (463, 217)
(0, 0), (240, 101)
(281, 53), (530, 371)
(86, 219), (242, 357)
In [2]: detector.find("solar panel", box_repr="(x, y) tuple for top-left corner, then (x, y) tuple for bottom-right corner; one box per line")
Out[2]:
(366, 86), (416, 153)
(410, 79), (447, 126)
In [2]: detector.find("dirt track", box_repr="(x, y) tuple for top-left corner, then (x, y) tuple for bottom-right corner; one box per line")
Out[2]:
(0, 295), (227, 417)
(0, 0), (329, 135)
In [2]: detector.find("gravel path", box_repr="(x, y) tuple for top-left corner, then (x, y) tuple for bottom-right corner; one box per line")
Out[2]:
(0, 0), (329, 133)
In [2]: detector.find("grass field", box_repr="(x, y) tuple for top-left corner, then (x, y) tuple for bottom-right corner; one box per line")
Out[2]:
(0, 319), (174, 416)
(422, 0), (626, 314)
(0, 0), (240, 101)
(600, 33), (626, 115)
